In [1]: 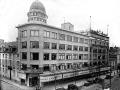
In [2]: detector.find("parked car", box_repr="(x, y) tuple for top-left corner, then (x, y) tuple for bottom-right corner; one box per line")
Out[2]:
(68, 84), (78, 90)
(105, 75), (113, 79)
(56, 87), (66, 90)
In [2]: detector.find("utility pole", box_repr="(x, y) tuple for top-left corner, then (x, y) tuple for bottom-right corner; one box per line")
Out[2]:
(54, 72), (57, 90)
(90, 16), (92, 31)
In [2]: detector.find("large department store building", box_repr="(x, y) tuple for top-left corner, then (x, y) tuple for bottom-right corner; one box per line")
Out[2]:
(16, 0), (109, 87)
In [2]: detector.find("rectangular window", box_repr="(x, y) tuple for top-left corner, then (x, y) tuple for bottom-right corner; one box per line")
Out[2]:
(59, 53), (65, 60)
(22, 52), (27, 59)
(84, 47), (89, 51)
(79, 46), (83, 51)
(51, 64), (56, 71)
(30, 30), (39, 37)
(44, 31), (50, 38)
(43, 53), (49, 60)
(30, 65), (39, 69)
(21, 30), (27, 37)
(93, 48), (97, 53)
(84, 54), (88, 60)
(66, 54), (72, 60)
(51, 43), (57, 49)
(16, 61), (20, 70)
(21, 41), (27, 48)
(67, 35), (72, 42)
(30, 52), (39, 60)
(30, 41), (39, 48)
(73, 54), (78, 60)
(59, 34), (65, 40)
(51, 53), (57, 60)
(79, 38), (84, 43)
(92, 40), (95, 44)
(79, 54), (83, 60)
(51, 32), (57, 39)
(67, 63), (72, 69)
(21, 64), (27, 70)
(43, 64), (50, 71)
(59, 44), (65, 50)
(73, 36), (78, 42)
(73, 45), (78, 51)
(44, 42), (50, 49)
(84, 39), (89, 44)
(66, 45), (72, 50)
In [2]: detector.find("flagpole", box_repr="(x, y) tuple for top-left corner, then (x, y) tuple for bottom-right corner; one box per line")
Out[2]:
(90, 16), (91, 31)
(107, 24), (109, 36)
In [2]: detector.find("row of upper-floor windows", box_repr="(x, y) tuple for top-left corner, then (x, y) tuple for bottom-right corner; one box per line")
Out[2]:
(44, 30), (89, 44)
(92, 48), (108, 53)
(21, 30), (39, 37)
(29, 12), (46, 18)
(21, 41), (89, 51)
(21, 60), (108, 71)
(0, 53), (12, 59)
(21, 52), (89, 60)
(20, 60), (108, 71)
(20, 62), (88, 71)
(92, 54), (107, 60)
(29, 17), (46, 23)
(20, 30), (89, 44)
(20, 30), (108, 46)
(44, 42), (89, 51)
(90, 39), (109, 46)
(1, 61), (20, 70)
(21, 41), (39, 48)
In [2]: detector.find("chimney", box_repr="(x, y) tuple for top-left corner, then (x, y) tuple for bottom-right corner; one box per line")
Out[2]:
(61, 22), (74, 31)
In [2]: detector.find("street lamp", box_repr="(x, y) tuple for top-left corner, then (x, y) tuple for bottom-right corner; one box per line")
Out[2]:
(109, 61), (112, 90)
(8, 60), (12, 80)
(54, 72), (57, 90)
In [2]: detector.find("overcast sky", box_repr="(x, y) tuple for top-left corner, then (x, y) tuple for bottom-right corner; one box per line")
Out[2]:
(0, 0), (120, 46)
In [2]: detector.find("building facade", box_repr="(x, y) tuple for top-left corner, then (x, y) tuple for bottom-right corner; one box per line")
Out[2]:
(15, 0), (111, 88)
(109, 46), (118, 75)
(0, 41), (20, 81)
(88, 30), (109, 76)
(16, 0), (91, 87)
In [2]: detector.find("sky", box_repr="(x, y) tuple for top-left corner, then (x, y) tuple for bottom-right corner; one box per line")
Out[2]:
(0, 0), (120, 46)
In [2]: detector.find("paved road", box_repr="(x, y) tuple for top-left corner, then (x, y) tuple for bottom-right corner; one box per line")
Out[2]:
(111, 75), (120, 90)
(42, 75), (106, 90)
(0, 74), (107, 90)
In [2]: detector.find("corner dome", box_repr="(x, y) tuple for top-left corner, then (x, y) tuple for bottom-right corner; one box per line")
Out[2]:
(27, 0), (48, 24)
(30, 0), (46, 13)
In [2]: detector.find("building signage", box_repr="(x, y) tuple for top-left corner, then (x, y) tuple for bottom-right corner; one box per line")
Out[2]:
(63, 73), (73, 78)
(18, 73), (26, 79)
(40, 74), (62, 82)
(78, 70), (89, 75)
(101, 67), (110, 71)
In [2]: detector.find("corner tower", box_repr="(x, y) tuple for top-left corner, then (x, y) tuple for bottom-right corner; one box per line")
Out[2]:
(27, 0), (48, 24)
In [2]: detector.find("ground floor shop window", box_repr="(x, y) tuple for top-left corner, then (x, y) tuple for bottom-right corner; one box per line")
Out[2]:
(43, 64), (50, 71)
(21, 79), (26, 85)
(30, 65), (39, 69)
(29, 77), (38, 87)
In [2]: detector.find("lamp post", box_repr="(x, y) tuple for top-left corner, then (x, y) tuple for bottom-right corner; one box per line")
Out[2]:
(109, 61), (112, 90)
(54, 72), (57, 90)
(8, 60), (12, 80)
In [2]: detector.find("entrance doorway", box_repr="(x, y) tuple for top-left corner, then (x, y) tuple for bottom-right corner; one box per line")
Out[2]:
(29, 77), (39, 86)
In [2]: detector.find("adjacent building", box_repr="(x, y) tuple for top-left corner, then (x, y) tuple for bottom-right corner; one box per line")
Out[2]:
(109, 46), (118, 74)
(0, 41), (19, 81)
(89, 30), (109, 76)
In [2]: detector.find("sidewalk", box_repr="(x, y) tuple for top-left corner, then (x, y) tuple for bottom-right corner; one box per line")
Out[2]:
(1, 77), (35, 90)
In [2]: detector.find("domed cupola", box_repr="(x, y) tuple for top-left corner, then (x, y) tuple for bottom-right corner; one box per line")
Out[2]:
(27, 0), (48, 24)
